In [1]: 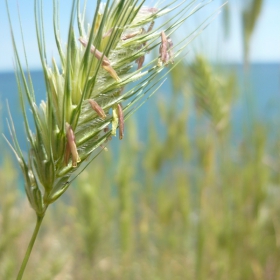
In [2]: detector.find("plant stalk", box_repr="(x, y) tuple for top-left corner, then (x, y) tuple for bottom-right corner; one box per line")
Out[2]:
(16, 211), (46, 280)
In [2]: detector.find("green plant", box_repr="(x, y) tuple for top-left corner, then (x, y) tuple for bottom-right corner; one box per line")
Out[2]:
(4, 0), (213, 278)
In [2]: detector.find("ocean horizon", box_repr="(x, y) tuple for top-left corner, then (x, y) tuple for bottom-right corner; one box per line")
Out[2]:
(0, 63), (280, 166)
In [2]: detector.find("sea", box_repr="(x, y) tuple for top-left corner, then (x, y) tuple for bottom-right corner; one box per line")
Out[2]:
(0, 63), (280, 172)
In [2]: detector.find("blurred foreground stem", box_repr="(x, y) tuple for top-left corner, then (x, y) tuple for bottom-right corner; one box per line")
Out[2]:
(16, 207), (48, 280)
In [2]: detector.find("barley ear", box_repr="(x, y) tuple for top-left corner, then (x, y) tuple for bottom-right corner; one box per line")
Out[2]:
(189, 55), (236, 132)
(5, 0), (221, 212)
(4, 1), (221, 278)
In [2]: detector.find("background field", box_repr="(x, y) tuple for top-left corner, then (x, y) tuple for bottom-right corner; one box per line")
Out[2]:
(1, 1), (280, 279)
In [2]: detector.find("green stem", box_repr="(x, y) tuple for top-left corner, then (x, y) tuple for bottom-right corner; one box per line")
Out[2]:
(16, 212), (46, 280)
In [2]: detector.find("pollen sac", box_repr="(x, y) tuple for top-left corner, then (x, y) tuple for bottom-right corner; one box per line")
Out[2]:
(139, 7), (158, 14)
(160, 31), (168, 63)
(167, 37), (174, 64)
(79, 37), (120, 81)
(102, 63), (120, 81)
(121, 28), (144, 40)
(158, 31), (174, 66)
(111, 106), (119, 137)
(117, 104), (124, 140)
(65, 122), (81, 167)
(88, 99), (106, 119)
(142, 21), (155, 52)
(147, 21), (155, 33)
(136, 55), (145, 70)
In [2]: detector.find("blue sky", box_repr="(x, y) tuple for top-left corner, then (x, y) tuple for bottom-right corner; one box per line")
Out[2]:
(221, 0), (280, 63)
(0, 0), (279, 71)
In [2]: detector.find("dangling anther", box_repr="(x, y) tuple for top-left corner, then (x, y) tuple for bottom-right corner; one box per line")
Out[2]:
(117, 104), (124, 140)
(88, 99), (106, 119)
(65, 122), (81, 167)
(79, 37), (120, 81)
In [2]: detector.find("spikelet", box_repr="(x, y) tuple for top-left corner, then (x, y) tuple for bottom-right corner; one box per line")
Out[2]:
(117, 104), (124, 140)
(189, 55), (236, 132)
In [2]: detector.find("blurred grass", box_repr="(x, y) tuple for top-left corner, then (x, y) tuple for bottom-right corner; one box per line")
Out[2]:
(1, 56), (280, 279)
